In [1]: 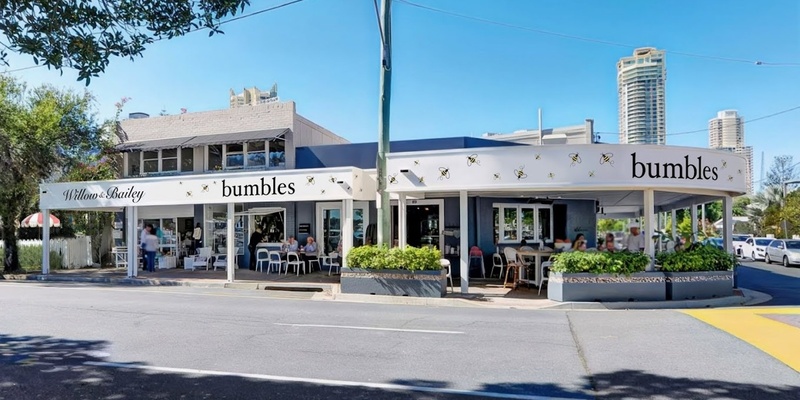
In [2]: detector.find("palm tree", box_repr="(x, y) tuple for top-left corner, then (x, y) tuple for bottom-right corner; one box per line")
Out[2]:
(748, 185), (784, 235)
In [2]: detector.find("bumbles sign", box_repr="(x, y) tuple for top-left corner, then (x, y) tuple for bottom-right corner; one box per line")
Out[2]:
(221, 177), (296, 197)
(631, 152), (719, 181)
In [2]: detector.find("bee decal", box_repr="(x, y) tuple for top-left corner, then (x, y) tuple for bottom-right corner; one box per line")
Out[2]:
(467, 154), (480, 166)
(721, 160), (728, 169)
(728, 176), (734, 182)
(306, 176), (315, 185)
(493, 173), (501, 181)
(588, 171), (595, 177)
(321, 189), (326, 195)
(201, 184), (209, 192)
(418, 176), (425, 184)
(737, 169), (742, 175)
(438, 167), (451, 180)
(414, 160), (420, 166)
(548, 172), (555, 179)
(186, 191), (193, 197)
(179, 181), (183, 185)
(569, 153), (582, 166)
(600, 153), (614, 165)
(329, 176), (336, 183)
(535, 153), (541, 160)
(212, 181), (217, 185)
(388, 173), (398, 184)
(514, 166), (527, 180)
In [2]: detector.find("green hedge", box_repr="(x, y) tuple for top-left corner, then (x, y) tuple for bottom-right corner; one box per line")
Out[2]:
(550, 250), (650, 275)
(0, 246), (61, 272)
(346, 245), (442, 271)
(656, 244), (735, 272)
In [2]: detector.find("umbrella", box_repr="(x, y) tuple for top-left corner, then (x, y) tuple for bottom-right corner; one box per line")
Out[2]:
(21, 212), (61, 228)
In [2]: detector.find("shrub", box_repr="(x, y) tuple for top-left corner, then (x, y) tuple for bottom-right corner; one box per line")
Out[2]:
(659, 244), (735, 272)
(550, 250), (650, 275)
(346, 245), (442, 271)
(0, 246), (61, 272)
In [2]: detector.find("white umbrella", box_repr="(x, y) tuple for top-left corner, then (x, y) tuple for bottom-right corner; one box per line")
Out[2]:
(21, 212), (61, 228)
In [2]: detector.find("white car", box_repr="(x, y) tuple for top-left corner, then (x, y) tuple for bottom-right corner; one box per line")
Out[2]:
(731, 234), (752, 257)
(741, 237), (774, 261)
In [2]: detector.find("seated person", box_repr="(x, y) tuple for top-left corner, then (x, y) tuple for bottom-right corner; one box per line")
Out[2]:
(285, 236), (299, 252)
(573, 239), (587, 252)
(303, 236), (319, 270)
(603, 233), (616, 252)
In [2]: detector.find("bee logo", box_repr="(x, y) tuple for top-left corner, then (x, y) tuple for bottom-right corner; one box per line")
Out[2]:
(514, 166), (527, 180)
(737, 169), (742, 175)
(728, 176), (734, 182)
(548, 172), (555, 179)
(179, 181), (183, 185)
(201, 184), (209, 192)
(493, 173), (501, 181)
(438, 167), (451, 180)
(467, 154), (480, 166)
(388, 174), (398, 184)
(418, 176), (425, 184)
(414, 160), (420, 166)
(588, 171), (595, 177)
(569, 153), (582, 166)
(212, 181), (217, 185)
(186, 191), (193, 197)
(306, 176), (315, 185)
(600, 153), (614, 165)
(321, 189), (326, 195)
(329, 176), (336, 183)
(721, 160), (728, 169)
(535, 153), (541, 160)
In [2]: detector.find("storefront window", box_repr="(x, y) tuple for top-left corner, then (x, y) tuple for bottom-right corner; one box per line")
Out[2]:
(246, 141), (266, 167)
(226, 144), (244, 168)
(521, 208), (535, 241)
(503, 208), (517, 242)
(494, 204), (553, 244)
(142, 151), (158, 173)
(127, 151), (141, 176)
(161, 148), (178, 172)
(538, 208), (552, 242)
(181, 148), (193, 172)
(208, 145), (222, 170)
(253, 210), (285, 243)
(269, 139), (286, 167)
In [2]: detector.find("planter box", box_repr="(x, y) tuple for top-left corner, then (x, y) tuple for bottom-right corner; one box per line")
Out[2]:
(340, 267), (446, 298)
(664, 271), (733, 300)
(547, 271), (666, 302)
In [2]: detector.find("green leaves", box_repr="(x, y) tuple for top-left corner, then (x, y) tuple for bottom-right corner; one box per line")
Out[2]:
(659, 245), (736, 272)
(550, 250), (650, 275)
(346, 245), (443, 271)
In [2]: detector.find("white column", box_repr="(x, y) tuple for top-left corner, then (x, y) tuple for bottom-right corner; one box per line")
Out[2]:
(722, 196), (734, 254)
(459, 190), (469, 293)
(132, 206), (138, 277)
(656, 212), (663, 252)
(341, 198), (353, 268)
(701, 204), (706, 233)
(126, 207), (135, 277)
(670, 209), (677, 240)
(690, 205), (698, 243)
(42, 209), (51, 275)
(398, 194), (407, 249)
(226, 202), (235, 283)
(643, 189), (655, 271)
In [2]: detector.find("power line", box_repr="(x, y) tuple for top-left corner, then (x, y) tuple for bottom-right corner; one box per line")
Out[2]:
(396, 0), (800, 67)
(597, 105), (800, 138)
(1, 0), (307, 73)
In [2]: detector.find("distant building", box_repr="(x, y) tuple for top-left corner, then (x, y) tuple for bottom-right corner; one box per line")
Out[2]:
(709, 110), (753, 194)
(230, 84), (279, 108)
(617, 47), (667, 145)
(483, 119), (595, 145)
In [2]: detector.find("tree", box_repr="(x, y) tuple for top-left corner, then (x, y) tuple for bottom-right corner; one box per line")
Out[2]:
(0, 76), (101, 273)
(0, 0), (251, 83)
(748, 185), (785, 236)
(597, 218), (624, 235)
(764, 155), (799, 188)
(732, 196), (751, 217)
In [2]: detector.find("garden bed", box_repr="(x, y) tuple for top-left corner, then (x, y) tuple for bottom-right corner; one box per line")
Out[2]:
(548, 271), (667, 302)
(340, 267), (446, 297)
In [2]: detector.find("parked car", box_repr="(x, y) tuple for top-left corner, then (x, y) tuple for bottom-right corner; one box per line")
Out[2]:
(731, 234), (751, 257)
(740, 237), (773, 261)
(701, 237), (724, 249)
(765, 239), (800, 267)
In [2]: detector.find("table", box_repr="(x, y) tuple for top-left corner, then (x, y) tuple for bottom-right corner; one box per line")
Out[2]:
(517, 250), (554, 287)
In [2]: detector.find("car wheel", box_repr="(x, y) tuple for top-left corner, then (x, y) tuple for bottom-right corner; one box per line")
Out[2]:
(765, 253), (771, 264)
(784, 257), (790, 268)
(751, 252), (756, 260)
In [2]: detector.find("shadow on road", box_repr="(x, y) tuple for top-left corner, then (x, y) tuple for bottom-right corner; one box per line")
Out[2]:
(2, 333), (799, 399)
(737, 265), (800, 306)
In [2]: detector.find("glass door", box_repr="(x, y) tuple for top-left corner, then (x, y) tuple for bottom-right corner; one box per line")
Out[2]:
(316, 202), (369, 255)
(391, 199), (445, 254)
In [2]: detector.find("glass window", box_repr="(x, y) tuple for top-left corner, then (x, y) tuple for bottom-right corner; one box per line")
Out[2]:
(208, 145), (222, 170)
(538, 207), (552, 242)
(494, 204), (552, 244)
(520, 208), (535, 241)
(246, 141), (266, 167)
(127, 151), (141, 176)
(226, 143), (244, 168)
(353, 208), (365, 247)
(269, 140), (286, 167)
(255, 211), (286, 243)
(161, 148), (178, 171)
(503, 208), (518, 242)
(493, 208), (500, 245)
(181, 148), (194, 172)
(786, 241), (800, 250)
(142, 151), (159, 173)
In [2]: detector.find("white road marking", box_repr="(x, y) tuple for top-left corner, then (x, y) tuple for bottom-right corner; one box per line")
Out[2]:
(274, 322), (464, 334)
(84, 361), (579, 400)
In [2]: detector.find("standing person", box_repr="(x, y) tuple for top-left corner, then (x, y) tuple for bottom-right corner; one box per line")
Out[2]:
(144, 227), (159, 273)
(248, 227), (263, 271)
(624, 222), (645, 252)
(139, 224), (151, 270)
(192, 223), (203, 254)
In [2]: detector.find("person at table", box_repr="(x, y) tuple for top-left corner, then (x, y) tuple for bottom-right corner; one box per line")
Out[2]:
(285, 236), (299, 252)
(623, 222), (645, 252)
(248, 227), (263, 271)
(573, 239), (587, 252)
(571, 234), (585, 251)
(302, 236), (319, 271)
(602, 233), (617, 252)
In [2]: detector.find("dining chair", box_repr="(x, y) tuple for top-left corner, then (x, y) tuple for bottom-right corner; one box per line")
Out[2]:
(286, 252), (305, 276)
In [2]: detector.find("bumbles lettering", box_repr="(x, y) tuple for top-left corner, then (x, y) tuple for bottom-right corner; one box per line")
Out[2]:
(631, 152), (719, 181)
(63, 186), (145, 203)
(222, 177), (296, 197)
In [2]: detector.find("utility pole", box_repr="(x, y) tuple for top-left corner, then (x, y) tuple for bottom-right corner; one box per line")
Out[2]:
(376, 0), (392, 247)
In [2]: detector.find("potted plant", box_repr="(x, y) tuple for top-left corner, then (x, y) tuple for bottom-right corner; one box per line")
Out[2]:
(547, 251), (666, 302)
(657, 244), (735, 300)
(342, 245), (446, 297)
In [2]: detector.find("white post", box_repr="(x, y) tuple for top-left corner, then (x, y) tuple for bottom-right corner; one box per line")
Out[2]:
(643, 189), (655, 271)
(656, 212), (663, 252)
(42, 209), (51, 275)
(690, 205), (698, 243)
(701, 204), (706, 233)
(398, 193), (407, 249)
(670, 209), (677, 241)
(226, 202), (235, 283)
(342, 198), (354, 269)
(722, 196), (734, 254)
(132, 206), (138, 277)
(459, 190), (469, 293)
(126, 206), (136, 278)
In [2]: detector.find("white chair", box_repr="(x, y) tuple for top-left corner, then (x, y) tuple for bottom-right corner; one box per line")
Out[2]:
(307, 256), (321, 272)
(213, 247), (238, 271)
(503, 247), (520, 288)
(321, 252), (340, 276)
(186, 247), (212, 271)
(267, 251), (284, 274)
(255, 248), (270, 272)
(539, 257), (553, 296)
(286, 252), (305, 276)
(468, 246), (486, 278)
(490, 253), (504, 278)
(440, 259), (454, 293)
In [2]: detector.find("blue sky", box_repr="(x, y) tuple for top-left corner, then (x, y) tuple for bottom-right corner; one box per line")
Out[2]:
(5, 0), (799, 179)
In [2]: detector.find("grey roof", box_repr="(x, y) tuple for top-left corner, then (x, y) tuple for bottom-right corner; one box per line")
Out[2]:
(115, 129), (288, 152)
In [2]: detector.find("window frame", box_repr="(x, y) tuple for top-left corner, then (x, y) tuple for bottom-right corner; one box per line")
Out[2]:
(493, 203), (554, 244)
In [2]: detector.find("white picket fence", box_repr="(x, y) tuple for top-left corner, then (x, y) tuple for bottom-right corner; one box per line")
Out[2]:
(0, 237), (93, 269)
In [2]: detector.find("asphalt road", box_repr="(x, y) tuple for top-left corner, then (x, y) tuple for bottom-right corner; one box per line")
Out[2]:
(736, 259), (800, 305)
(0, 282), (799, 400)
